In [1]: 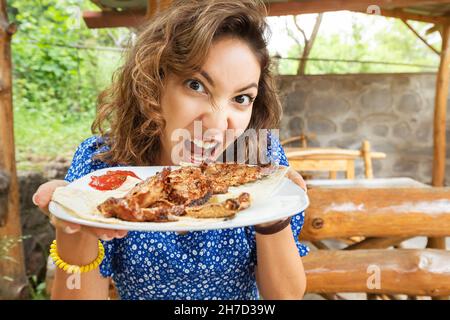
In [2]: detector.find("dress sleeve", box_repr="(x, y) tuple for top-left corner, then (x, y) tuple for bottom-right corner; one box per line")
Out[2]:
(63, 136), (117, 278)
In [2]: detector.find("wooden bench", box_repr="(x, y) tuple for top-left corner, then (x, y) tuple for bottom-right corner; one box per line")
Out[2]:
(302, 185), (450, 299)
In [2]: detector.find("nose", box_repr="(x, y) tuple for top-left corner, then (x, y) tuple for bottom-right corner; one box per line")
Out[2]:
(199, 103), (229, 133)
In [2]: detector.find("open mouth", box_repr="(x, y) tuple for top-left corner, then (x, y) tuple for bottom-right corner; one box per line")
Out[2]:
(183, 138), (220, 164)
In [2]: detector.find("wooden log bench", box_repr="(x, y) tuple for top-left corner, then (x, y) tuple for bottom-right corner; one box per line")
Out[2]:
(300, 186), (450, 298)
(303, 249), (450, 296)
(300, 187), (450, 241)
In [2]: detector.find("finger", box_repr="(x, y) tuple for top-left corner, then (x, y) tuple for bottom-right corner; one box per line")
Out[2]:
(114, 230), (128, 238)
(33, 180), (68, 206)
(50, 216), (81, 234)
(33, 180), (69, 214)
(91, 228), (117, 241)
(288, 169), (307, 192)
(292, 174), (307, 192)
(98, 233), (115, 241)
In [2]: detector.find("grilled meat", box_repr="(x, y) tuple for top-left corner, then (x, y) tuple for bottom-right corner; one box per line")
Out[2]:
(97, 163), (274, 222)
(184, 192), (251, 219)
(200, 162), (271, 194)
(165, 166), (212, 206)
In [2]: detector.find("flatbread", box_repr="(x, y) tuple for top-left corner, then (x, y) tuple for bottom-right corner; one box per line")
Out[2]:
(52, 176), (145, 225)
(51, 165), (289, 225)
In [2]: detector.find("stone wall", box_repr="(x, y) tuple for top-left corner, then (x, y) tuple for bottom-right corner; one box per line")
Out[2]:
(276, 73), (449, 185)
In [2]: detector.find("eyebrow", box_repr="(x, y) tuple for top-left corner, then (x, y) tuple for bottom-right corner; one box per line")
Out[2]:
(200, 70), (258, 93)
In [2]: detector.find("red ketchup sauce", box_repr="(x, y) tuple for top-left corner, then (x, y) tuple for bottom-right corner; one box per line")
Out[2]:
(88, 170), (141, 191)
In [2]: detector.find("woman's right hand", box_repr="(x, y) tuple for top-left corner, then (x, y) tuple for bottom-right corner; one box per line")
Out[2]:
(33, 179), (128, 240)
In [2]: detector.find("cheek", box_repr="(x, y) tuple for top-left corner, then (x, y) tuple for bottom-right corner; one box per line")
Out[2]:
(161, 92), (203, 132)
(223, 106), (253, 150)
(228, 106), (253, 131)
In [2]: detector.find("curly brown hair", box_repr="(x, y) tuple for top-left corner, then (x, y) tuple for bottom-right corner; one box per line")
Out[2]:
(91, 0), (282, 166)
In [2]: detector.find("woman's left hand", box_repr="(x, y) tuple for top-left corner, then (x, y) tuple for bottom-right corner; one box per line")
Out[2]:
(255, 168), (306, 229)
(286, 168), (307, 192)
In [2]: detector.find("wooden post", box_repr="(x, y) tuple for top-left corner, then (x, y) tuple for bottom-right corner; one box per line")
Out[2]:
(430, 23), (449, 300)
(432, 24), (450, 187)
(0, 0), (29, 299)
(361, 140), (373, 179)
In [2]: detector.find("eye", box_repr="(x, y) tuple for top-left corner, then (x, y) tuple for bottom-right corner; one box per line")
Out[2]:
(234, 94), (255, 106)
(185, 79), (206, 94)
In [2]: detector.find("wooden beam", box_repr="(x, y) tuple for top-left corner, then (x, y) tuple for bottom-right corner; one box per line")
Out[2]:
(266, 0), (450, 17)
(0, 0), (29, 299)
(378, 8), (450, 25)
(402, 19), (441, 56)
(432, 24), (450, 186)
(83, 0), (173, 29)
(83, 10), (146, 29)
(146, 0), (172, 19)
(300, 187), (450, 241)
(304, 249), (450, 296)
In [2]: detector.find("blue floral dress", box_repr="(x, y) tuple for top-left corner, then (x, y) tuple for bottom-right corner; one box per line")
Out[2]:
(64, 135), (309, 300)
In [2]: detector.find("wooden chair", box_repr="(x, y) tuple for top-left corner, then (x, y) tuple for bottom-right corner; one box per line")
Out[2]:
(283, 140), (386, 179)
(281, 132), (316, 148)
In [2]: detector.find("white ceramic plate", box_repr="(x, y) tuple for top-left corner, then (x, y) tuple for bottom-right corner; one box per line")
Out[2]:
(49, 166), (309, 232)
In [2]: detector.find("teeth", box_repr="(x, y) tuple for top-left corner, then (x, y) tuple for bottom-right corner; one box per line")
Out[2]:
(193, 155), (205, 161)
(184, 139), (219, 164)
(192, 139), (217, 149)
(191, 154), (208, 164)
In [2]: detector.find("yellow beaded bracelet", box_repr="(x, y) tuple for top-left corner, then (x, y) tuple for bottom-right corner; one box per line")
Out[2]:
(49, 239), (105, 274)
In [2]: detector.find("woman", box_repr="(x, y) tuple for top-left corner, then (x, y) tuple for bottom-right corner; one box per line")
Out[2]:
(33, 0), (309, 300)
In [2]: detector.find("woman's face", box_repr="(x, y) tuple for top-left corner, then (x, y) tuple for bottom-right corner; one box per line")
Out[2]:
(159, 37), (261, 165)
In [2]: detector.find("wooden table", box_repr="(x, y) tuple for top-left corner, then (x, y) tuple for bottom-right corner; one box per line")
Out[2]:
(306, 177), (429, 189)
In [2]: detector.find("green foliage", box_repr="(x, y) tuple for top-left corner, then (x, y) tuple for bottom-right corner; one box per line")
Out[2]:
(29, 275), (49, 300)
(7, 0), (129, 170)
(9, 0), (98, 115)
(278, 15), (440, 75)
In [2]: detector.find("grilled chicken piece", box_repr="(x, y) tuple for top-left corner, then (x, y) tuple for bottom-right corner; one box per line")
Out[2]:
(97, 166), (212, 222)
(97, 168), (170, 221)
(200, 163), (272, 194)
(125, 168), (169, 208)
(184, 192), (251, 219)
(100, 198), (184, 222)
(165, 166), (212, 206)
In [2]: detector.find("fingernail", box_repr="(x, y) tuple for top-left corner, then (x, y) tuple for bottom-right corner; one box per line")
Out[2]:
(64, 226), (78, 234)
(32, 193), (39, 206)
